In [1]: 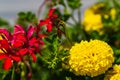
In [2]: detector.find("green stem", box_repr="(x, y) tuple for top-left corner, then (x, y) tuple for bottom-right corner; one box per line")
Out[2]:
(2, 73), (7, 80)
(66, 21), (74, 26)
(77, 6), (86, 40)
(71, 10), (78, 24)
(78, 7), (81, 24)
(64, 24), (73, 47)
(21, 62), (25, 80)
(11, 66), (15, 80)
(80, 25), (86, 40)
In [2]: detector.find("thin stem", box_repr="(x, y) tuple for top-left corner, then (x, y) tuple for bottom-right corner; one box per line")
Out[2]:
(21, 62), (25, 80)
(71, 10), (78, 24)
(66, 21), (75, 26)
(63, 24), (73, 47)
(2, 72), (8, 80)
(56, 20), (72, 46)
(79, 23), (86, 40)
(78, 7), (81, 23)
(11, 66), (15, 80)
(24, 60), (32, 80)
(25, 61), (31, 71)
(77, 6), (86, 40)
(37, 0), (46, 19)
(37, 0), (51, 19)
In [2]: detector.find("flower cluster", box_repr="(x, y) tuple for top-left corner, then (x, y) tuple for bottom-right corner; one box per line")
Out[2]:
(0, 8), (60, 71)
(69, 39), (114, 77)
(1, 0), (120, 79)
(82, 3), (116, 34)
(39, 8), (58, 32)
(0, 25), (44, 70)
(82, 3), (104, 33)
(104, 65), (120, 80)
(38, 8), (64, 38)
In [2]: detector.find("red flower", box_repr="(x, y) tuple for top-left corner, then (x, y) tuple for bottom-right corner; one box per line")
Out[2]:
(0, 38), (21, 70)
(0, 25), (44, 70)
(0, 53), (21, 70)
(39, 8), (58, 32)
(13, 25), (38, 62)
(13, 25), (44, 62)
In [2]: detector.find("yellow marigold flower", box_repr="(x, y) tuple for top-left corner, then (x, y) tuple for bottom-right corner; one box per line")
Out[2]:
(82, 4), (103, 34)
(104, 65), (120, 80)
(113, 65), (120, 73)
(82, 3), (117, 35)
(83, 13), (103, 32)
(110, 74), (120, 80)
(69, 40), (114, 77)
(110, 8), (116, 20)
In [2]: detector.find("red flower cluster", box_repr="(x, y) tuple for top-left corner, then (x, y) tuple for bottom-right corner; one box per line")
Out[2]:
(39, 8), (58, 32)
(0, 25), (44, 70)
(39, 8), (64, 38)
(0, 8), (59, 70)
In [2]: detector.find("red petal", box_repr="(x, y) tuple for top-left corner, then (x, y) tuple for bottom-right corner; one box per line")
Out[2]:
(0, 39), (9, 50)
(0, 29), (12, 40)
(17, 34), (26, 41)
(29, 37), (37, 45)
(13, 40), (23, 48)
(39, 40), (44, 45)
(47, 23), (52, 32)
(13, 34), (26, 48)
(29, 37), (39, 48)
(0, 54), (7, 60)
(52, 14), (58, 18)
(29, 50), (36, 62)
(48, 8), (56, 17)
(27, 26), (34, 39)
(2, 58), (13, 70)
(11, 55), (21, 62)
(14, 25), (25, 35)
(18, 48), (28, 56)
(39, 34), (46, 38)
(39, 20), (47, 26)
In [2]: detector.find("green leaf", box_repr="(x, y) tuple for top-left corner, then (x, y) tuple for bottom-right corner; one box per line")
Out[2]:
(115, 58), (120, 64)
(58, 0), (66, 7)
(67, 0), (81, 10)
(18, 12), (26, 18)
(0, 17), (9, 26)
(17, 11), (38, 27)
(63, 7), (71, 21)
(113, 0), (120, 9)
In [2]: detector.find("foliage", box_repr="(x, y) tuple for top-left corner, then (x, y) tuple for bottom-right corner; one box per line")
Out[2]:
(0, 18), (13, 32)
(0, 0), (120, 80)
(17, 11), (38, 27)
